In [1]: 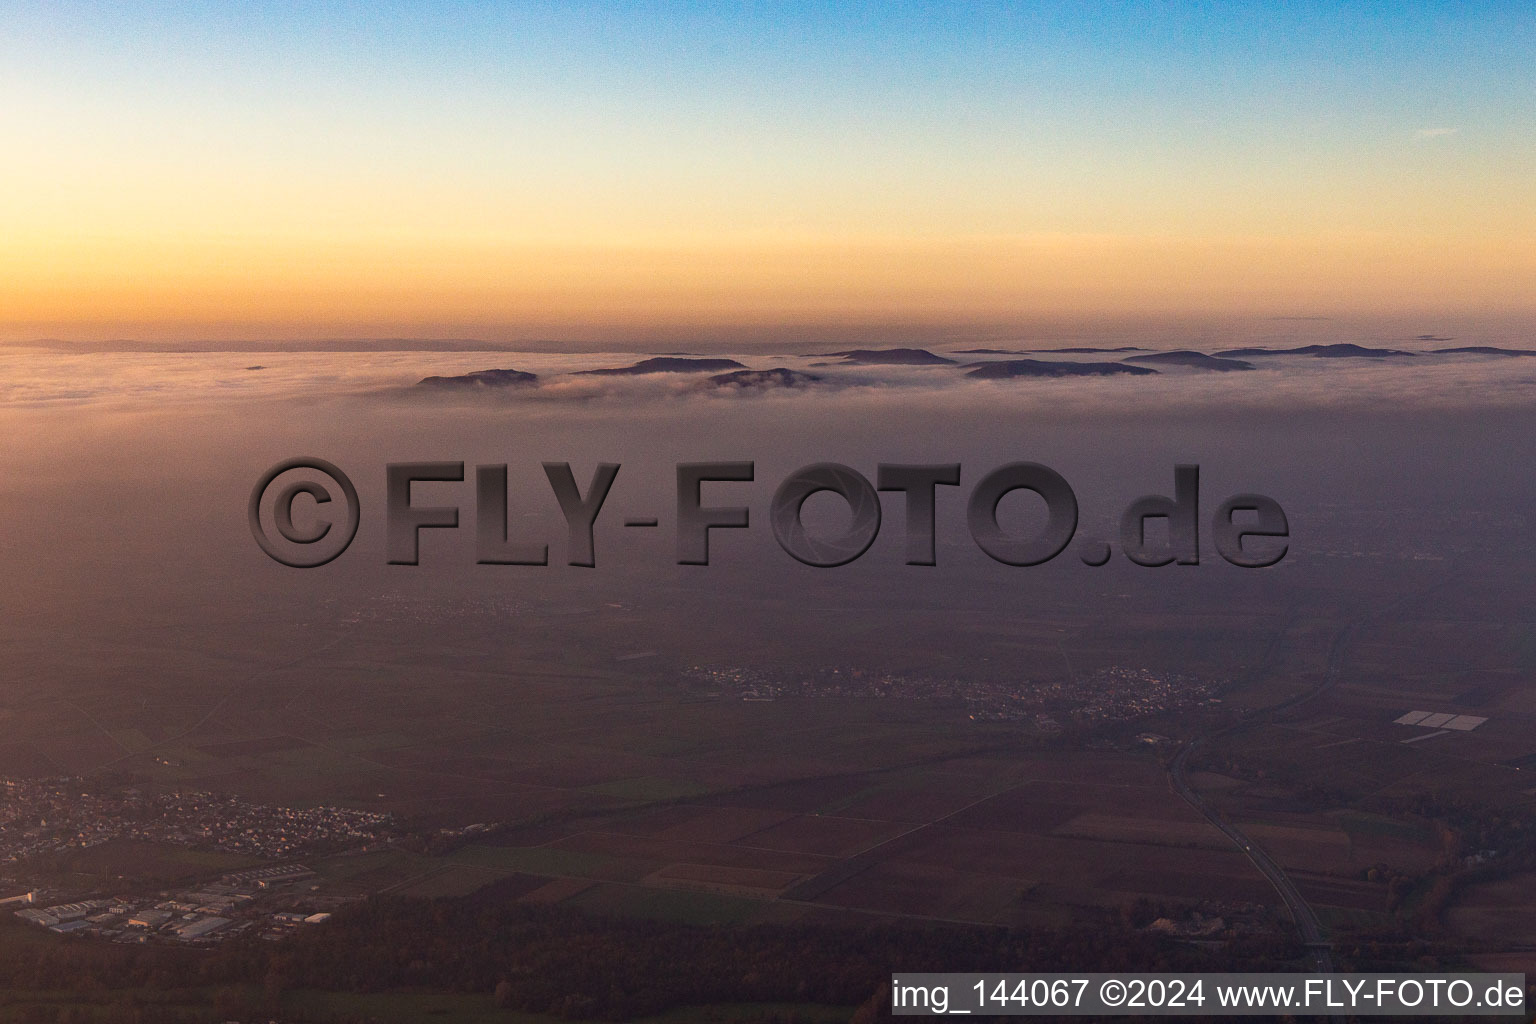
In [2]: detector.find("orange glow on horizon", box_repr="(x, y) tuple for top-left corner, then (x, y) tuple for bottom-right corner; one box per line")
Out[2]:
(3, 232), (1532, 342)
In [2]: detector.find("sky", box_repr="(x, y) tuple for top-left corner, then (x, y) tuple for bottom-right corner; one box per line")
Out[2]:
(2, 1), (1533, 341)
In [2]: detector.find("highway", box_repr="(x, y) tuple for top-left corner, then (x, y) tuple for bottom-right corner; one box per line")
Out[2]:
(1170, 740), (1333, 971)
(1166, 618), (1361, 974)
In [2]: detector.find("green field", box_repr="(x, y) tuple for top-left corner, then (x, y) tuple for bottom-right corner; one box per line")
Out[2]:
(24, 839), (267, 884)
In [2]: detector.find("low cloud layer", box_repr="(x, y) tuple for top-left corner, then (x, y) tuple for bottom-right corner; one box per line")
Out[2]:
(3, 336), (1535, 416)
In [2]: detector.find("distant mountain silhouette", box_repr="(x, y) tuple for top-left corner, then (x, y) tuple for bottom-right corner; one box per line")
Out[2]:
(815, 348), (955, 365)
(416, 368), (539, 389)
(953, 347), (1146, 354)
(575, 357), (746, 375)
(707, 368), (823, 389)
(1433, 346), (1536, 357)
(965, 359), (1157, 379)
(1122, 351), (1254, 371)
(1215, 343), (1413, 358)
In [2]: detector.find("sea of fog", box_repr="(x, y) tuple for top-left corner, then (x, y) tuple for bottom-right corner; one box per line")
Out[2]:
(1, 327), (1532, 702)
(1, 334), (1535, 410)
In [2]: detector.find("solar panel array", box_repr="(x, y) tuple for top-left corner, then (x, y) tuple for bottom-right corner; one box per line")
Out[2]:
(1394, 710), (1487, 731)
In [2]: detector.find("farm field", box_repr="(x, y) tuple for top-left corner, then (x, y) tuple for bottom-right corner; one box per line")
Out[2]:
(403, 749), (1286, 927)
(21, 839), (269, 885)
(6, 561), (1534, 945)
(1446, 873), (1536, 946)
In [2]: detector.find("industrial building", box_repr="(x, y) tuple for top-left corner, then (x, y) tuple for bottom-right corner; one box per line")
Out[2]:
(168, 916), (230, 941)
